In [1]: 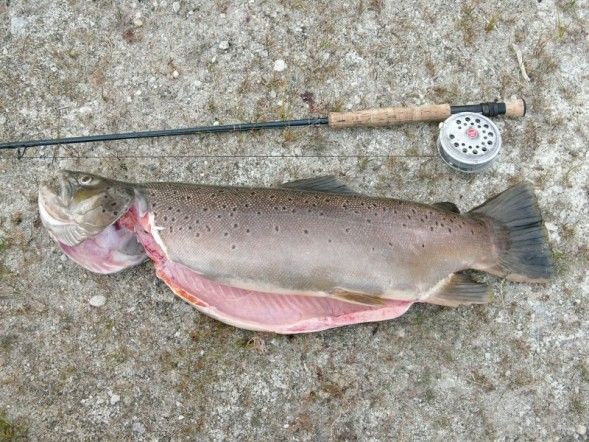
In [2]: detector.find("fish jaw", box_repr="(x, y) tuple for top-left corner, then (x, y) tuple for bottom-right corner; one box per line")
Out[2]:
(53, 216), (147, 274)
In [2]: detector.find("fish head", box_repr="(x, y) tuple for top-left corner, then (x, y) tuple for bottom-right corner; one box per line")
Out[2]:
(39, 170), (135, 246)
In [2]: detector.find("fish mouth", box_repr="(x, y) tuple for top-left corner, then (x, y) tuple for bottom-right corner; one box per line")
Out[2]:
(38, 171), (90, 246)
(39, 171), (74, 221)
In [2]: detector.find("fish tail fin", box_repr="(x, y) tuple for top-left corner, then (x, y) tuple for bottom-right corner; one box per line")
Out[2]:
(469, 183), (553, 283)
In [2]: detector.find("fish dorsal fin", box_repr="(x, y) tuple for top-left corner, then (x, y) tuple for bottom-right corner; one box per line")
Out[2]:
(427, 273), (491, 307)
(280, 176), (357, 194)
(433, 202), (460, 213)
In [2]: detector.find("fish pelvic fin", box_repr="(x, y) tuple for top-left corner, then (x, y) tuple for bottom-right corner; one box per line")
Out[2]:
(469, 183), (553, 283)
(330, 289), (386, 306)
(426, 273), (492, 307)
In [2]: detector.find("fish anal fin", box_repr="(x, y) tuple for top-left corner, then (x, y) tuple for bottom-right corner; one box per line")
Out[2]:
(280, 176), (357, 194)
(433, 202), (460, 213)
(427, 273), (491, 307)
(331, 289), (386, 306)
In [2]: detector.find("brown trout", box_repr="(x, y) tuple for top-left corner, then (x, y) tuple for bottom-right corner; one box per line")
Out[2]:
(39, 170), (552, 333)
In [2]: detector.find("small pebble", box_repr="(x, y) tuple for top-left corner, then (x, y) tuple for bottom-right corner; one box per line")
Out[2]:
(218, 40), (229, 50)
(172, 70), (179, 78)
(132, 422), (145, 434)
(110, 394), (120, 405)
(172, 1), (180, 12)
(133, 18), (143, 27)
(89, 295), (106, 307)
(273, 59), (287, 72)
(577, 424), (587, 435)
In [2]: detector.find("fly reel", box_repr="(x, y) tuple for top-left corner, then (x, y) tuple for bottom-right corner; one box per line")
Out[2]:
(437, 112), (502, 173)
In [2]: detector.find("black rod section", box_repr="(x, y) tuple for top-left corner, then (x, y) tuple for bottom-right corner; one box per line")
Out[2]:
(450, 101), (508, 117)
(0, 117), (329, 150)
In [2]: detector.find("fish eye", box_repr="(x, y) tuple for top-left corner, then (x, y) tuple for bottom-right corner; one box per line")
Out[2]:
(79, 175), (93, 185)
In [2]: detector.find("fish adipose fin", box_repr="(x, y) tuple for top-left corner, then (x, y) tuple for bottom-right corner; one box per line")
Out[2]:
(330, 289), (386, 306)
(433, 202), (460, 213)
(280, 176), (358, 194)
(427, 273), (491, 307)
(470, 183), (553, 283)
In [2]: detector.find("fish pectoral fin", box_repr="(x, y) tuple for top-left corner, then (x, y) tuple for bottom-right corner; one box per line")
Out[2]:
(330, 289), (386, 306)
(427, 273), (491, 307)
(433, 202), (460, 213)
(280, 176), (358, 194)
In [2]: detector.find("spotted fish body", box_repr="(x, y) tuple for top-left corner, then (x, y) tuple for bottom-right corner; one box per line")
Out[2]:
(142, 183), (493, 302)
(39, 171), (553, 333)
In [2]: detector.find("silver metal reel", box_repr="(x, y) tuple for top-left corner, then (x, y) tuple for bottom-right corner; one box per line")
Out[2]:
(437, 112), (502, 173)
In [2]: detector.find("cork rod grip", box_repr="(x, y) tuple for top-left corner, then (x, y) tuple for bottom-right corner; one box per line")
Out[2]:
(328, 103), (451, 129)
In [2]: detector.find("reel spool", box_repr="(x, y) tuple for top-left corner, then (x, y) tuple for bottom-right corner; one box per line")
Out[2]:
(437, 112), (502, 173)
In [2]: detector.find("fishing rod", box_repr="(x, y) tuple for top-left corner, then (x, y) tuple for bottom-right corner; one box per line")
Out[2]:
(0, 98), (525, 150)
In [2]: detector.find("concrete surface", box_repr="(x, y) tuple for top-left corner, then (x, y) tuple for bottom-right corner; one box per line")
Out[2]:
(0, 0), (588, 440)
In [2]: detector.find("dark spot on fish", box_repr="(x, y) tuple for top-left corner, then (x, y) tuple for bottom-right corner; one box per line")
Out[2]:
(328, 239), (332, 243)
(232, 207), (237, 211)
(222, 204), (227, 209)
(245, 204), (250, 208)
(343, 204), (347, 209)
(250, 192), (255, 196)
(270, 195), (275, 199)
(224, 232), (228, 237)
(184, 216), (189, 220)
(371, 247), (375, 251)
(411, 208), (416, 214)
(179, 226), (183, 231)
(164, 216), (168, 221)
(441, 223), (444, 227)
(345, 228), (350, 233)
(354, 210), (359, 214)
(420, 218), (424, 222)
(233, 223), (238, 228)
(111, 202), (116, 207)
(206, 225), (211, 231)
(217, 215), (222, 219)
(275, 226), (279, 232)
(210, 193), (216, 197)
(291, 209), (296, 214)
(388, 242), (393, 246)
(196, 232), (200, 237)
(176, 208), (181, 213)
(288, 197), (293, 201)
(195, 220), (199, 224)
(394, 210), (397, 214)
(367, 219), (371, 223)
(168, 207), (172, 210)
(435, 221), (439, 226)
(274, 206), (278, 210)
(257, 211), (261, 215)
(246, 229), (250, 233)
(231, 245), (236, 250)
(188, 226), (192, 230)
(430, 227), (434, 231)
(170, 226), (173, 232)
(471, 229), (475, 234)
(422, 244), (425, 248)
(325, 198), (331, 202)
(203, 208), (208, 212)
(304, 229), (309, 234)
(402, 223), (406, 227)
(308, 209), (312, 213)
(282, 206), (286, 211)
(360, 202), (365, 206)
(320, 212), (324, 216)
(102, 209), (106, 213)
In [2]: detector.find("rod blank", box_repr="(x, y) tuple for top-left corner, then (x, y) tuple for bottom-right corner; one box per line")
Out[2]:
(0, 98), (525, 150)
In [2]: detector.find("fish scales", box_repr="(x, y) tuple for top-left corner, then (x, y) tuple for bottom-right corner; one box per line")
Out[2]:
(141, 182), (493, 300)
